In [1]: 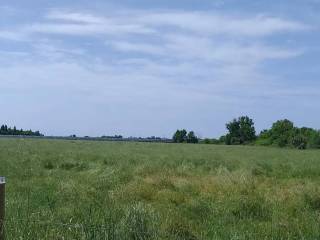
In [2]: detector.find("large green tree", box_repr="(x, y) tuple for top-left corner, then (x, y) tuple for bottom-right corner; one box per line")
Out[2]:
(225, 116), (256, 145)
(187, 131), (198, 143)
(173, 129), (187, 143)
(173, 130), (198, 143)
(270, 119), (294, 147)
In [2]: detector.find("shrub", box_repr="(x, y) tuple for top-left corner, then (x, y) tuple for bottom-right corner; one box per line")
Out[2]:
(255, 138), (272, 146)
(309, 131), (320, 148)
(291, 135), (307, 149)
(273, 136), (288, 148)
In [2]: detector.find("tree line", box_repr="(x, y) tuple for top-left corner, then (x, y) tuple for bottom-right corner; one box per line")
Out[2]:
(0, 125), (43, 136)
(173, 116), (320, 149)
(173, 130), (199, 143)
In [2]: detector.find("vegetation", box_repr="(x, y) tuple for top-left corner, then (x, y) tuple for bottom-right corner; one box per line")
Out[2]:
(173, 129), (198, 143)
(1, 138), (320, 239)
(171, 116), (320, 150)
(0, 124), (42, 136)
(101, 135), (123, 139)
(257, 119), (320, 149)
(225, 116), (256, 145)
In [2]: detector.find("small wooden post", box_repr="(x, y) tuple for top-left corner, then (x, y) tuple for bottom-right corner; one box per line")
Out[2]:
(0, 177), (5, 240)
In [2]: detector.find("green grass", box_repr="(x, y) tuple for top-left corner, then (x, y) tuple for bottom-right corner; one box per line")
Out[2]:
(1, 138), (320, 239)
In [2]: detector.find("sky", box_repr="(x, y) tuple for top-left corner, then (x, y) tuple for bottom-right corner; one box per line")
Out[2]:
(0, 0), (319, 138)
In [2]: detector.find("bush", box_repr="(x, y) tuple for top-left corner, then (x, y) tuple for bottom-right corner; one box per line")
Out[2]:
(255, 120), (320, 149)
(309, 131), (320, 148)
(274, 136), (289, 148)
(255, 138), (272, 146)
(292, 135), (307, 149)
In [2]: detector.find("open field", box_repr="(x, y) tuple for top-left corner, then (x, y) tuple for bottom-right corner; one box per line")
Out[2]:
(1, 138), (320, 239)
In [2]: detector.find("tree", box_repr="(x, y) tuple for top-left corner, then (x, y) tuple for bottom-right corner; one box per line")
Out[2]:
(173, 130), (198, 143)
(266, 119), (294, 147)
(187, 131), (198, 143)
(173, 129), (187, 143)
(256, 119), (320, 149)
(225, 116), (256, 144)
(0, 124), (43, 136)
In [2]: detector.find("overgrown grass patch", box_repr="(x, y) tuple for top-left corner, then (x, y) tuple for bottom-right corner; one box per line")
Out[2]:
(1, 139), (320, 239)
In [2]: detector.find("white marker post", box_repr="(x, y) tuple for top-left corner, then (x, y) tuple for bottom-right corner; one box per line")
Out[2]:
(0, 177), (5, 240)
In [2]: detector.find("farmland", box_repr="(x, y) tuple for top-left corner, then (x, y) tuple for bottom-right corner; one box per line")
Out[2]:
(1, 138), (320, 239)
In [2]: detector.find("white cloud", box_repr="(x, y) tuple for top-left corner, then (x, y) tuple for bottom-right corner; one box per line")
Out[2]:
(0, 7), (316, 136)
(24, 10), (155, 36)
(108, 34), (303, 66)
(25, 22), (154, 36)
(136, 12), (310, 37)
(108, 41), (165, 55)
(0, 9), (310, 86)
(46, 11), (106, 24)
(17, 10), (309, 38)
(1, 9), (309, 92)
(20, 10), (306, 69)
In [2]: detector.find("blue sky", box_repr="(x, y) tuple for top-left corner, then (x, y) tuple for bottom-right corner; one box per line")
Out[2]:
(0, 0), (319, 137)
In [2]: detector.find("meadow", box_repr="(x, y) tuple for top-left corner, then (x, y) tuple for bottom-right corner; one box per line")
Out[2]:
(0, 138), (320, 239)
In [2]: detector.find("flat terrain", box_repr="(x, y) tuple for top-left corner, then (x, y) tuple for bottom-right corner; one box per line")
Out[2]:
(1, 138), (320, 239)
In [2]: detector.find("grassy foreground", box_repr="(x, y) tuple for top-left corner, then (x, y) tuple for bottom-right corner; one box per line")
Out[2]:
(1, 139), (320, 239)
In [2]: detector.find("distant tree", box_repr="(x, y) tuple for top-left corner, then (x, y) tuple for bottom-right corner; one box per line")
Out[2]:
(187, 131), (198, 143)
(0, 124), (42, 136)
(219, 135), (226, 144)
(173, 129), (187, 143)
(225, 116), (256, 144)
(255, 119), (320, 149)
(34, 131), (41, 136)
(270, 119), (294, 147)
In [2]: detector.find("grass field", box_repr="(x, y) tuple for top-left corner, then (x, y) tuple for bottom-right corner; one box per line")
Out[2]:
(1, 138), (320, 239)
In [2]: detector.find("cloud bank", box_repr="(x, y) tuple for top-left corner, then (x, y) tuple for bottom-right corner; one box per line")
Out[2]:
(0, 5), (317, 137)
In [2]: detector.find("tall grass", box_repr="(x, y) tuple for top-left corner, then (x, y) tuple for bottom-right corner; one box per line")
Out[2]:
(0, 138), (320, 239)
